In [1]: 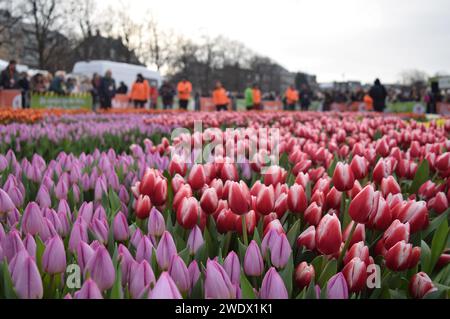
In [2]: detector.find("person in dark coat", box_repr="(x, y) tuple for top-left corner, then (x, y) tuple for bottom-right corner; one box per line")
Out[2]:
(99, 70), (116, 109)
(117, 81), (128, 94)
(18, 72), (30, 109)
(369, 78), (388, 112)
(159, 81), (176, 110)
(300, 84), (312, 111)
(0, 60), (20, 89)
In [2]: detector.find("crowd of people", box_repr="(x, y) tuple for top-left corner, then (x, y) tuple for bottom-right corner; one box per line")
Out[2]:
(2, 59), (450, 112)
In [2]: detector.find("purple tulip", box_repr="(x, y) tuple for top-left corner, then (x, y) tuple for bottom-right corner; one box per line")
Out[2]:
(156, 231), (177, 270)
(0, 188), (15, 214)
(0, 154), (7, 171)
(7, 208), (21, 228)
(326, 272), (349, 299)
(260, 267), (288, 299)
(223, 251), (241, 285)
(55, 178), (68, 200)
(94, 177), (107, 202)
(118, 244), (135, 286)
(261, 228), (278, 257)
(91, 218), (109, 244)
(42, 235), (67, 274)
(113, 212), (130, 242)
(74, 279), (103, 299)
(118, 185), (130, 204)
(78, 202), (94, 224)
(149, 272), (182, 299)
(244, 240), (264, 277)
(40, 217), (58, 242)
(44, 208), (64, 236)
(10, 250), (43, 299)
(204, 259), (236, 299)
(136, 236), (153, 263)
(188, 260), (200, 288)
(57, 210), (71, 237)
(76, 241), (94, 273)
(36, 185), (51, 209)
(129, 260), (156, 299)
(23, 234), (36, 260)
(2, 229), (25, 262)
(130, 228), (144, 249)
(6, 186), (24, 208)
(69, 219), (88, 253)
(270, 233), (292, 269)
(21, 202), (43, 236)
(187, 225), (204, 255)
(93, 205), (107, 221)
(168, 255), (190, 293)
(84, 246), (115, 291)
(71, 184), (81, 203)
(148, 207), (165, 237)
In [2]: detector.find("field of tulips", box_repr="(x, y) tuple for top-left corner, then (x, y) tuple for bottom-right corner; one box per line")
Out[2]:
(0, 110), (449, 300)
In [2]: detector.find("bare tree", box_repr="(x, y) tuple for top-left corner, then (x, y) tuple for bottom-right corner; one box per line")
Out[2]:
(141, 15), (174, 72)
(20, 0), (72, 70)
(0, 0), (22, 47)
(399, 69), (429, 86)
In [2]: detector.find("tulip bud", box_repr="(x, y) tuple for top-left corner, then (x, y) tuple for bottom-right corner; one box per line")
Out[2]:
(274, 192), (288, 219)
(260, 267), (288, 299)
(76, 241), (94, 273)
(348, 185), (376, 224)
(187, 225), (204, 255)
(168, 255), (190, 293)
(176, 197), (199, 229)
(295, 262), (315, 290)
(429, 192), (448, 215)
(344, 241), (370, 266)
(129, 260), (156, 299)
(113, 212), (129, 242)
(0, 188), (15, 215)
(223, 251), (241, 285)
(42, 235), (66, 274)
(297, 226), (316, 251)
(91, 217), (109, 244)
(326, 272), (349, 299)
(228, 181), (250, 215)
(135, 195), (152, 220)
(304, 202), (322, 226)
(140, 168), (157, 196)
(200, 188), (219, 215)
(244, 240), (264, 277)
(343, 222), (365, 248)
(36, 185), (51, 209)
(147, 207), (165, 237)
(74, 279), (103, 299)
(325, 187), (342, 210)
(332, 162), (355, 192)
(188, 164), (206, 191)
(204, 259), (236, 299)
(10, 250), (43, 299)
(169, 156), (187, 177)
(397, 200), (429, 233)
(256, 185), (275, 216)
(350, 155), (368, 180)
(136, 236), (153, 263)
(149, 272), (182, 299)
(383, 219), (410, 250)
(316, 213), (342, 255)
(342, 257), (367, 293)
(409, 272), (437, 299)
(156, 231), (177, 270)
(380, 176), (401, 197)
(385, 241), (421, 271)
(23, 234), (36, 260)
(152, 178), (168, 206)
(287, 184), (308, 214)
(85, 246), (115, 291)
(271, 233), (292, 269)
(21, 202), (43, 236)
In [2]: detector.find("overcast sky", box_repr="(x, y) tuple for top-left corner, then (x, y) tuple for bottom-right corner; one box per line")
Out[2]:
(97, 0), (450, 84)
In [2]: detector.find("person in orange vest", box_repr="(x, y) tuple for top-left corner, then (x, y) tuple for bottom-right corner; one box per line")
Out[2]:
(130, 74), (149, 109)
(213, 81), (229, 111)
(252, 83), (262, 110)
(285, 85), (299, 111)
(149, 84), (159, 109)
(177, 77), (192, 110)
(363, 92), (374, 111)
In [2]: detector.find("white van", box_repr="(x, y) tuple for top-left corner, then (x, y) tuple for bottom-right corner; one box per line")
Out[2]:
(72, 60), (162, 90)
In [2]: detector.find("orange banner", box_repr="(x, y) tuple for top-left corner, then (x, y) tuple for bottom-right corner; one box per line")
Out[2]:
(112, 94), (132, 109)
(200, 97), (231, 111)
(0, 90), (22, 109)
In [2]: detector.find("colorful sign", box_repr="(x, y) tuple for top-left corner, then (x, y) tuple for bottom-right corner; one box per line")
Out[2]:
(262, 101), (283, 111)
(31, 94), (92, 110)
(200, 97), (231, 111)
(112, 94), (132, 109)
(0, 90), (22, 109)
(437, 103), (450, 115)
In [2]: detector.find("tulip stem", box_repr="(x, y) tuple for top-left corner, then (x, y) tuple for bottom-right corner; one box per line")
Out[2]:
(337, 221), (357, 269)
(223, 232), (232, 257)
(242, 215), (248, 246)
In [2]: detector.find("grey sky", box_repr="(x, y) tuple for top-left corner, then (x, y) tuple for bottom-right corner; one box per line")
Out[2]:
(97, 0), (450, 84)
